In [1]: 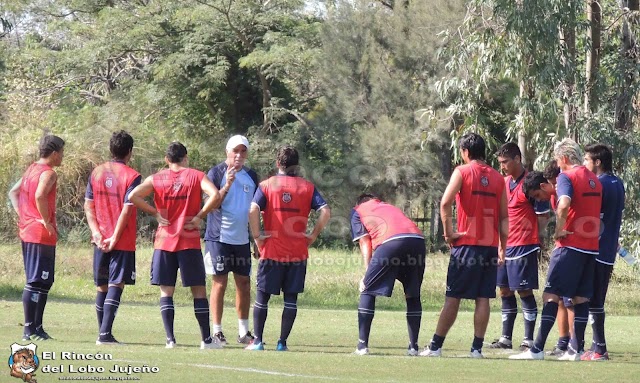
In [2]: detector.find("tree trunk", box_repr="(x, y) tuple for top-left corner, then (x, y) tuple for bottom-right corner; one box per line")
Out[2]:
(585, 0), (601, 113)
(518, 80), (535, 169)
(559, 13), (577, 139)
(257, 69), (272, 131)
(615, 1), (638, 132)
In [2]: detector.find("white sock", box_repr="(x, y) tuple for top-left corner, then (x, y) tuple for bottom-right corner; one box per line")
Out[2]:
(213, 324), (223, 334)
(239, 319), (249, 336)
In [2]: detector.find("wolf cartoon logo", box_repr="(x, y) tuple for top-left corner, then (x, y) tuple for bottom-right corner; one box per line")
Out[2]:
(8, 343), (38, 383)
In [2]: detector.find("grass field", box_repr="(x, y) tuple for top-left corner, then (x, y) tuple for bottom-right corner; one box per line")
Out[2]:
(1, 245), (640, 382)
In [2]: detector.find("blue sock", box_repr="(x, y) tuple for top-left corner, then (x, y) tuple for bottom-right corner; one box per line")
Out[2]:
(32, 282), (51, 333)
(280, 293), (298, 344)
(571, 302), (589, 353)
(194, 298), (211, 342)
(253, 290), (270, 344)
(557, 336), (570, 351)
(99, 287), (122, 339)
(472, 336), (484, 352)
(95, 291), (107, 331)
(520, 295), (538, 341)
(430, 334), (445, 351)
(406, 297), (422, 349)
(357, 294), (375, 350)
(532, 301), (558, 353)
(589, 306), (606, 354)
(501, 295), (518, 340)
(22, 284), (37, 336)
(160, 297), (175, 342)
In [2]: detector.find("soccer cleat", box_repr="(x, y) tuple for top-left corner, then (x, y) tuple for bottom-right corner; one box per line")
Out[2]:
(353, 347), (369, 355)
(276, 340), (288, 351)
(557, 350), (582, 361)
(237, 331), (256, 345)
(582, 351), (609, 361)
(245, 341), (265, 351)
(22, 334), (32, 342)
(407, 344), (419, 356)
(419, 347), (442, 357)
(96, 335), (122, 346)
(165, 340), (177, 349)
(488, 338), (512, 349)
(470, 349), (484, 359)
(579, 350), (593, 360)
(519, 340), (533, 351)
(546, 346), (567, 357)
(508, 349), (544, 360)
(213, 331), (228, 346)
(35, 329), (53, 340)
(201, 339), (223, 350)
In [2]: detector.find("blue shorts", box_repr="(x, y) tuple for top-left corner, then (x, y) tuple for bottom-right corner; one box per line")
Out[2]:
(590, 262), (613, 309)
(544, 247), (595, 299)
(22, 241), (56, 285)
(151, 249), (206, 287)
(256, 260), (307, 295)
(93, 247), (136, 286)
(204, 241), (251, 276)
(496, 249), (539, 291)
(446, 245), (498, 299)
(362, 237), (426, 298)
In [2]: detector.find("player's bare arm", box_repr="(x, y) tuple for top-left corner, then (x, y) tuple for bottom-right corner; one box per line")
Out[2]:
(129, 175), (170, 226)
(8, 178), (21, 214)
(498, 187), (508, 265)
(184, 176), (220, 231)
(84, 199), (104, 247)
(440, 169), (466, 245)
(554, 196), (572, 240)
(249, 202), (270, 257)
(305, 206), (331, 246)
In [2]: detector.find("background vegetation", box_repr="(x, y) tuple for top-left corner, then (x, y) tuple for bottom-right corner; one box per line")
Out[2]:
(1, 0), (640, 253)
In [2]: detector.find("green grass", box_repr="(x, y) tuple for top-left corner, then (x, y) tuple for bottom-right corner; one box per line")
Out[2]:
(1, 245), (640, 313)
(0, 301), (639, 383)
(2, 244), (640, 382)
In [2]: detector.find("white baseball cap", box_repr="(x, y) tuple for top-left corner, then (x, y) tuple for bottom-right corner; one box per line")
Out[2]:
(226, 135), (250, 151)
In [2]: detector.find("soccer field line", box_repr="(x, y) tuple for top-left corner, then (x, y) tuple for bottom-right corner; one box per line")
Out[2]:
(113, 359), (399, 382)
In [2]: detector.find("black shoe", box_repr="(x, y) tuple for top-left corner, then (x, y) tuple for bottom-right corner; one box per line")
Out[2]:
(237, 331), (255, 345)
(96, 335), (122, 346)
(35, 329), (53, 340)
(213, 331), (228, 346)
(487, 338), (512, 349)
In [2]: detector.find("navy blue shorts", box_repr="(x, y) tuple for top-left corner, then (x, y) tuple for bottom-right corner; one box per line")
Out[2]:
(93, 247), (136, 286)
(496, 250), (539, 291)
(256, 260), (307, 295)
(446, 245), (498, 299)
(544, 247), (595, 299)
(362, 237), (426, 298)
(22, 241), (56, 284)
(590, 262), (613, 309)
(151, 249), (206, 287)
(204, 241), (252, 276)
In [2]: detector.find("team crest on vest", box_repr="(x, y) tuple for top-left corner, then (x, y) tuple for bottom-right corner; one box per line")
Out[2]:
(589, 179), (596, 189)
(173, 181), (183, 192)
(480, 176), (489, 187)
(282, 192), (292, 203)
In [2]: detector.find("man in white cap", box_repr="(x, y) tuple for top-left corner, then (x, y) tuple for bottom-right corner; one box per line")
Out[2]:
(204, 135), (259, 346)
